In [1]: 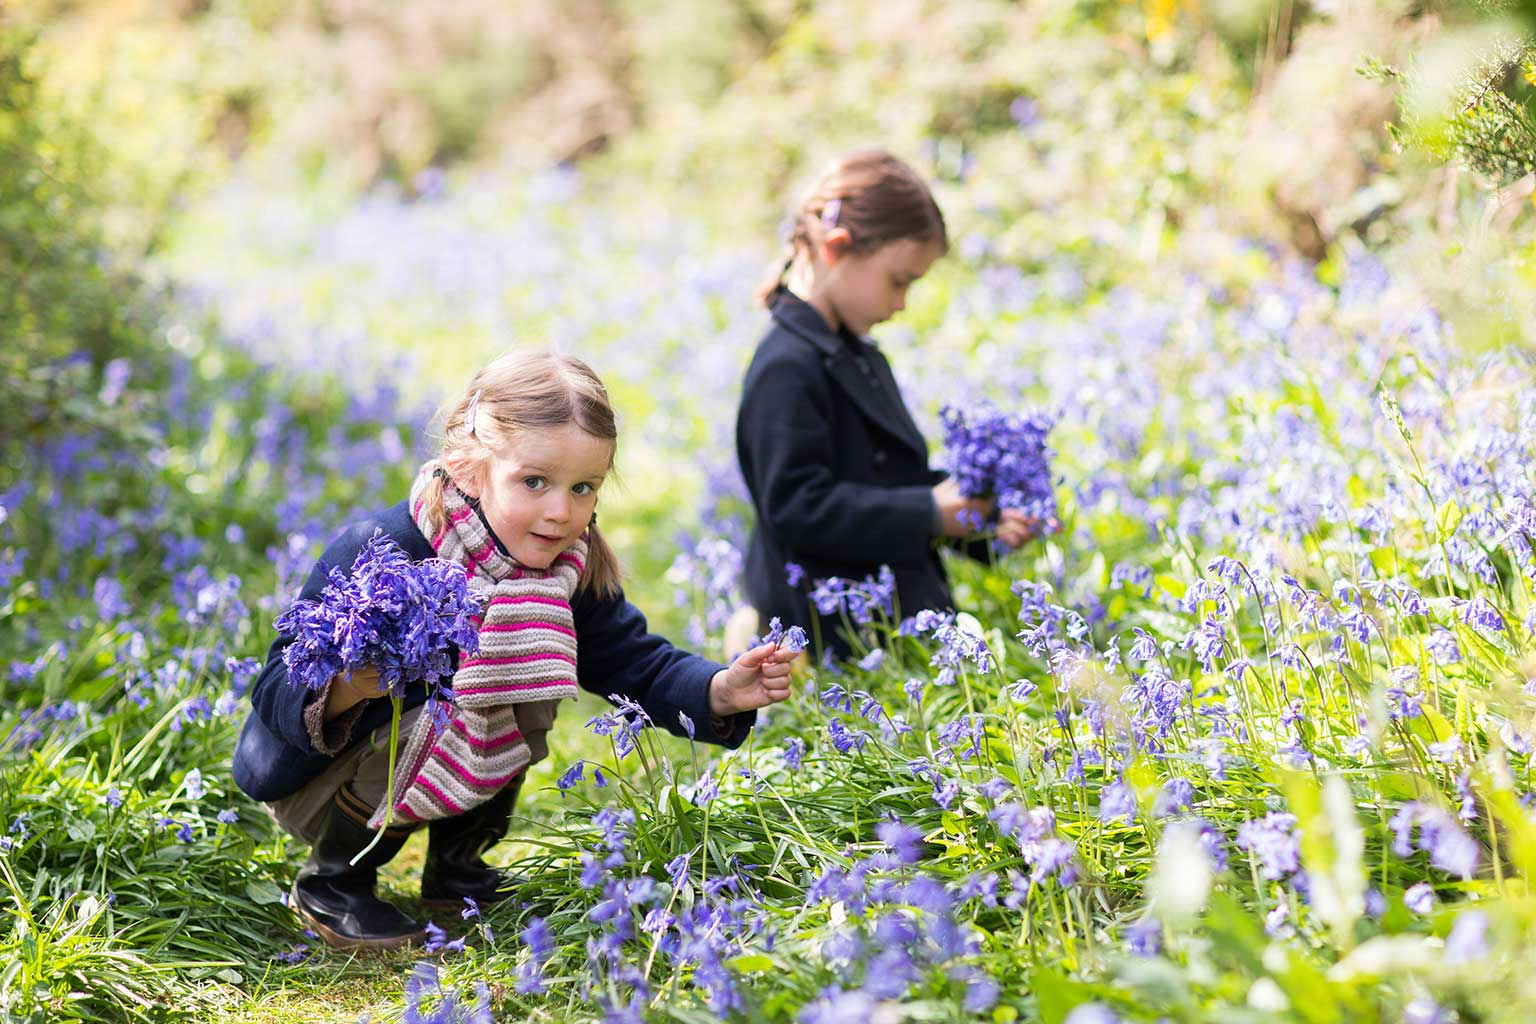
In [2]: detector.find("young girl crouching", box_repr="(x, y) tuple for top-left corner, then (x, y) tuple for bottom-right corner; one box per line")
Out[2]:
(233, 352), (795, 950)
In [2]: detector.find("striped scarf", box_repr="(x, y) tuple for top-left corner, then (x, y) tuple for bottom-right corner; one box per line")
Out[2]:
(371, 462), (586, 827)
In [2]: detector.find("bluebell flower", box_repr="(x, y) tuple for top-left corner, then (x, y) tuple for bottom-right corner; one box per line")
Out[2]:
(422, 920), (466, 954)
(1099, 780), (1136, 824)
(274, 531), (481, 693)
(1124, 916), (1162, 957)
(979, 777), (1012, 799)
(557, 760), (585, 791)
(1444, 909), (1489, 964)
(785, 562), (805, 587)
(665, 853), (690, 889)
(1404, 882), (1434, 914)
(1154, 777), (1194, 817)
(1456, 596), (1506, 633)
(217, 809), (239, 824)
(826, 720), (867, 754)
(939, 403), (1057, 521)
(783, 738), (806, 771)
(1236, 812), (1300, 880)
(1390, 802), (1479, 878)
(876, 818), (925, 865)
(784, 625), (809, 652)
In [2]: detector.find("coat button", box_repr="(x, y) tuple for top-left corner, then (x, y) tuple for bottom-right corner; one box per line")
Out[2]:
(873, 450), (888, 466)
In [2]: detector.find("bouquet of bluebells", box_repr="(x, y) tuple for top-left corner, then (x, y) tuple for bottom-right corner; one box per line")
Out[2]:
(938, 403), (1057, 523)
(275, 530), (482, 696)
(275, 531), (481, 843)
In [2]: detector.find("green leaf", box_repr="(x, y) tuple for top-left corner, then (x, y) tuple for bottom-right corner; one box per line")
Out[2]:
(244, 879), (285, 906)
(725, 953), (773, 972)
(1435, 499), (1463, 539)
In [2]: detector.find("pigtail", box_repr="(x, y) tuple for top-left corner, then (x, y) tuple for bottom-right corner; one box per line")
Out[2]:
(753, 253), (795, 308)
(416, 470), (449, 538)
(579, 519), (623, 599)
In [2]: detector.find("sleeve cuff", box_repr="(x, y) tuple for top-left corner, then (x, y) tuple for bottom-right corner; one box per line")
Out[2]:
(302, 678), (366, 756)
(929, 495), (944, 538)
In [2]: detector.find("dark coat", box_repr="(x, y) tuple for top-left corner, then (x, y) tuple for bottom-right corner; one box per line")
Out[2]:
(736, 289), (983, 651)
(233, 500), (750, 802)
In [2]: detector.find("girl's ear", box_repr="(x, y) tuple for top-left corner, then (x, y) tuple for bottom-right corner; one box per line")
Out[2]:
(819, 227), (854, 265)
(443, 455), (482, 499)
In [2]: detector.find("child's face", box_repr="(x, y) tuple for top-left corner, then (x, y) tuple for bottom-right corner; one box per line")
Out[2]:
(470, 423), (612, 569)
(825, 237), (943, 335)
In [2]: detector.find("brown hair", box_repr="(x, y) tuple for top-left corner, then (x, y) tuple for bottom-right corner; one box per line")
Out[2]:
(419, 351), (622, 598)
(755, 148), (949, 307)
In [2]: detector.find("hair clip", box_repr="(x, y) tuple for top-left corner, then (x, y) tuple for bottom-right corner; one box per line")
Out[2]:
(464, 389), (481, 435)
(820, 198), (841, 229)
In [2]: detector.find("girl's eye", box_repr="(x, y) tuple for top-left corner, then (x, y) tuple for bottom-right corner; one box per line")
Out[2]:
(573, 482), (595, 496)
(523, 476), (547, 491)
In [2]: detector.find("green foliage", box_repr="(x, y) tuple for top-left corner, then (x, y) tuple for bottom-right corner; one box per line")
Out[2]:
(0, 29), (133, 399)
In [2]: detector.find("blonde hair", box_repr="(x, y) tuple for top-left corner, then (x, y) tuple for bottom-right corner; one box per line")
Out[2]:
(419, 351), (622, 598)
(755, 148), (949, 307)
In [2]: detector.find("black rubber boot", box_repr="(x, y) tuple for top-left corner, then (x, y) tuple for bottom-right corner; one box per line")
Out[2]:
(291, 784), (426, 951)
(419, 775), (523, 911)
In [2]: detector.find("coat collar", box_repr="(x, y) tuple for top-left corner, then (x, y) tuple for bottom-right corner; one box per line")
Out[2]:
(767, 286), (860, 358)
(767, 288), (928, 460)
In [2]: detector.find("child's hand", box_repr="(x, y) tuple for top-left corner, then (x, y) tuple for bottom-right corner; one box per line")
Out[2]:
(997, 509), (1058, 549)
(323, 666), (385, 721)
(708, 643), (797, 717)
(932, 478), (994, 538)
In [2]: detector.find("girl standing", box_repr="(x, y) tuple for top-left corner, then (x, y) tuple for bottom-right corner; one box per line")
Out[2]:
(736, 149), (1041, 653)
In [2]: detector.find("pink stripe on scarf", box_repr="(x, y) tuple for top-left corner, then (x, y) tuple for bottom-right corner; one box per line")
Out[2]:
(431, 747), (523, 789)
(454, 679), (576, 697)
(460, 652), (577, 668)
(451, 718), (524, 750)
(481, 620), (578, 638)
(411, 775), (466, 817)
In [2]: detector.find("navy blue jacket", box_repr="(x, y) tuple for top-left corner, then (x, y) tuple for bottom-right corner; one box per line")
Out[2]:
(233, 500), (750, 802)
(736, 289), (988, 651)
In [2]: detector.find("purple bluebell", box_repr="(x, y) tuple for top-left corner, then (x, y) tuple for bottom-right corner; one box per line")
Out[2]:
(783, 738), (806, 771)
(1063, 1002), (1120, 1024)
(1443, 909), (1489, 964)
(1236, 812), (1300, 880)
(1124, 916), (1162, 957)
(876, 818), (926, 865)
(1099, 780), (1136, 824)
(939, 403), (1057, 521)
(274, 531), (481, 693)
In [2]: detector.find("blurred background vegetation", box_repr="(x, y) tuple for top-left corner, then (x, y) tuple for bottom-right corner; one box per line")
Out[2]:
(9, 0), (1536, 337)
